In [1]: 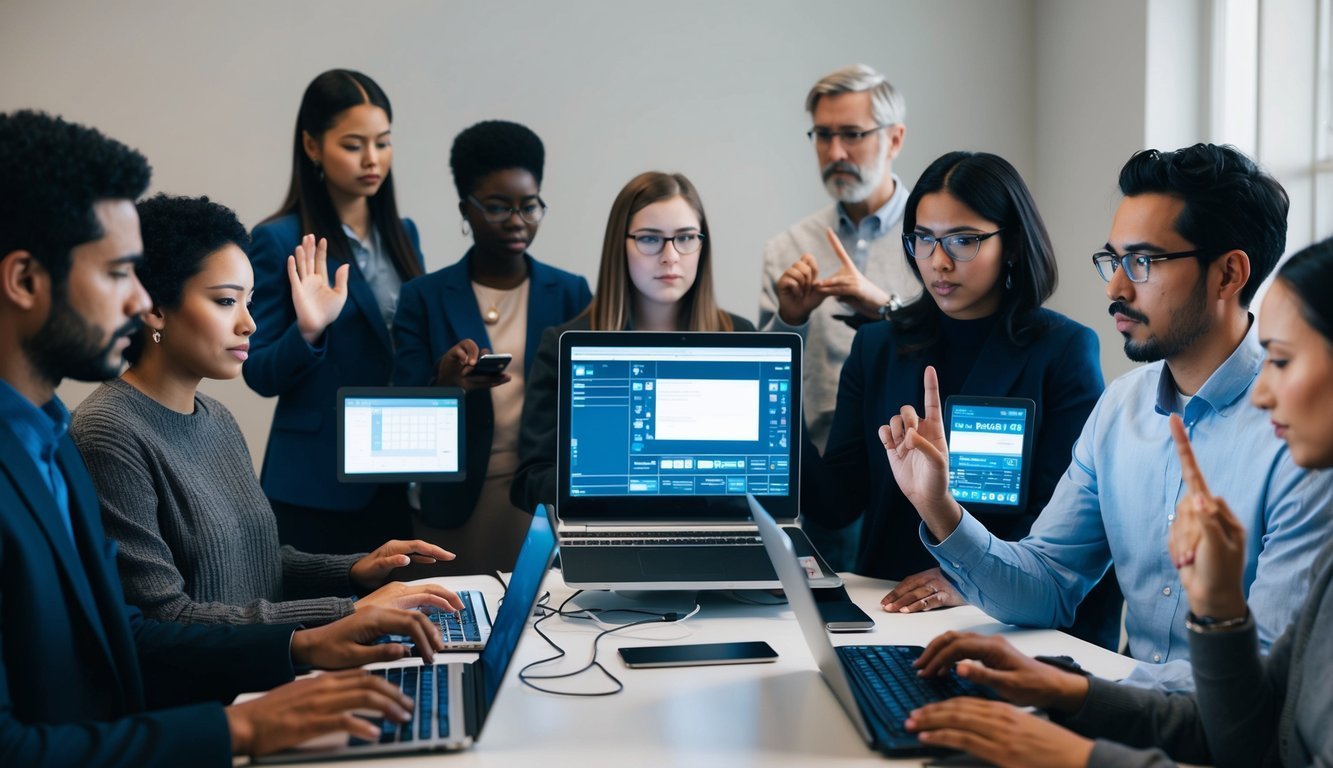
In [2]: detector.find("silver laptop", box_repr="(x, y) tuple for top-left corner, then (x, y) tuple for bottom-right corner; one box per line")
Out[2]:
(555, 331), (837, 590)
(377, 589), (493, 652)
(257, 511), (557, 761)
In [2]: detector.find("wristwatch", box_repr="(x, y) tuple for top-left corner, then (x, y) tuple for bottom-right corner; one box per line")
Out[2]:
(878, 294), (903, 320)
(1185, 610), (1251, 633)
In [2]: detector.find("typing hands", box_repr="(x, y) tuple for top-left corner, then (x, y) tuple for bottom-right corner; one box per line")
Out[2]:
(880, 568), (965, 613)
(432, 338), (512, 390)
(913, 632), (1089, 711)
(287, 234), (350, 345)
(878, 366), (962, 541)
(775, 227), (890, 325)
(349, 539), (457, 591)
(1167, 414), (1248, 620)
(225, 670), (412, 757)
(292, 604), (445, 668)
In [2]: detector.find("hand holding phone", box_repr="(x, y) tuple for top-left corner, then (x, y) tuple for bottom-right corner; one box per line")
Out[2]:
(465, 352), (512, 377)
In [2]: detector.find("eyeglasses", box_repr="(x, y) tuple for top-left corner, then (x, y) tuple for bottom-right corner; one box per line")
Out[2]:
(903, 230), (1003, 262)
(806, 124), (890, 146)
(1091, 249), (1213, 283)
(626, 232), (705, 256)
(467, 195), (547, 224)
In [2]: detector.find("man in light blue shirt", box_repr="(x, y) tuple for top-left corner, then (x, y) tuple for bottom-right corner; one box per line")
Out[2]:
(880, 143), (1333, 691)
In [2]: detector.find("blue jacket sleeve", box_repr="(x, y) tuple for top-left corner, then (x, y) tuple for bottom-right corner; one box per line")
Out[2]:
(241, 221), (326, 398)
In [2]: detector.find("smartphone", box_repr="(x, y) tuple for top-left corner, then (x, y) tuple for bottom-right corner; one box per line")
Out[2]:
(618, 641), (778, 668)
(466, 352), (512, 377)
(813, 586), (876, 632)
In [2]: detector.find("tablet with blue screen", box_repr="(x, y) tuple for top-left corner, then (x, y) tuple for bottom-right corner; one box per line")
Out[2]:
(943, 396), (1035, 515)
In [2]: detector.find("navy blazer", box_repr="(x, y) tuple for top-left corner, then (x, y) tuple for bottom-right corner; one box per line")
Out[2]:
(242, 214), (424, 511)
(0, 420), (296, 766)
(803, 308), (1104, 580)
(391, 250), (592, 526)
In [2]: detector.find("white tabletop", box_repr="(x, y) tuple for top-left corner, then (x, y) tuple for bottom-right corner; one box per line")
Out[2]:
(281, 571), (1137, 768)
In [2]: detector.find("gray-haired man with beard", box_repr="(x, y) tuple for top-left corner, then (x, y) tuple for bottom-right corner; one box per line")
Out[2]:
(760, 64), (920, 568)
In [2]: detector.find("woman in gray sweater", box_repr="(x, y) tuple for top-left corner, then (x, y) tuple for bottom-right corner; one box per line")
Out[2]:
(899, 240), (1333, 767)
(72, 194), (462, 626)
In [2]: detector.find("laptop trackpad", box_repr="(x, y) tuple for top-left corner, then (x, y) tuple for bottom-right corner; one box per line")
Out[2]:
(638, 549), (727, 579)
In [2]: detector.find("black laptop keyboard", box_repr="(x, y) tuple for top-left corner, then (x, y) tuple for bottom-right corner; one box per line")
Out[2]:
(836, 645), (993, 744)
(350, 664), (450, 745)
(561, 530), (762, 546)
(434, 591), (482, 644)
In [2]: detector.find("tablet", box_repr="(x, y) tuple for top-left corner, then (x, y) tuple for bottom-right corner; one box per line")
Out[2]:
(337, 387), (466, 483)
(943, 396), (1035, 515)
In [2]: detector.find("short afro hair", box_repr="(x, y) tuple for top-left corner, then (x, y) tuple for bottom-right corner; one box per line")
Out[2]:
(0, 110), (151, 286)
(1118, 143), (1288, 307)
(449, 120), (545, 200)
(125, 194), (250, 364)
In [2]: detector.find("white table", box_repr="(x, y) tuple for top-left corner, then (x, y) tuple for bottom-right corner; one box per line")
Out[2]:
(299, 572), (1138, 768)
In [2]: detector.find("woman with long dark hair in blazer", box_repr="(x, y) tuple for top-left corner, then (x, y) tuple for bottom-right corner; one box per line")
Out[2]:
(244, 69), (425, 553)
(799, 151), (1122, 647)
(392, 120), (591, 573)
(511, 171), (754, 514)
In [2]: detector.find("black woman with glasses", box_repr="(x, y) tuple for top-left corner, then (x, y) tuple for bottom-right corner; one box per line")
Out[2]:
(392, 120), (590, 573)
(801, 151), (1123, 647)
(245, 69), (425, 554)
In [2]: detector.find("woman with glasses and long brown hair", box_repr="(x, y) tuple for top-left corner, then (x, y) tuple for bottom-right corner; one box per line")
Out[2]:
(510, 171), (754, 514)
(392, 120), (591, 573)
(799, 151), (1120, 647)
(243, 69), (424, 554)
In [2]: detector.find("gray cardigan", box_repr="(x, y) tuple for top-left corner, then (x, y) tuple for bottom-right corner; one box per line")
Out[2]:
(1062, 535), (1333, 767)
(71, 378), (362, 626)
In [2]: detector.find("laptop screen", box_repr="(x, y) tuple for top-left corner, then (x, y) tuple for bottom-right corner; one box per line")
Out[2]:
(478, 510), (556, 713)
(558, 331), (802, 522)
(336, 387), (466, 483)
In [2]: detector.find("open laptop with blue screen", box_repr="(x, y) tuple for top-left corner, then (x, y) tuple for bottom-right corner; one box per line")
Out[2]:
(556, 330), (835, 590)
(256, 510), (557, 762)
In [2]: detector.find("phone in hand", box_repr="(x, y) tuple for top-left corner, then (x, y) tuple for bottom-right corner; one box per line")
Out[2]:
(618, 641), (778, 668)
(466, 352), (512, 377)
(813, 586), (875, 632)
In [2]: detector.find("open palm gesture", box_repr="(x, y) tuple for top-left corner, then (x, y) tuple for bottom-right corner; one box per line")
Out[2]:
(879, 366), (961, 539)
(287, 234), (349, 345)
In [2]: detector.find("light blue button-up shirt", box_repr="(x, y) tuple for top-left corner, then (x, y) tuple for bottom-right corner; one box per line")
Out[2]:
(925, 319), (1333, 691)
(833, 175), (907, 275)
(0, 380), (75, 544)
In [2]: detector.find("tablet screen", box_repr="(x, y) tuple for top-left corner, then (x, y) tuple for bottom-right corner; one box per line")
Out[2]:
(337, 387), (466, 482)
(945, 398), (1033, 509)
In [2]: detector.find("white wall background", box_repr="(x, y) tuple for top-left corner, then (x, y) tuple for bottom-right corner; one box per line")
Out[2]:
(4, 0), (1261, 471)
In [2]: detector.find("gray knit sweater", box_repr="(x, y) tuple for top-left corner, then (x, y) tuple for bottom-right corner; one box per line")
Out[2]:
(71, 378), (361, 626)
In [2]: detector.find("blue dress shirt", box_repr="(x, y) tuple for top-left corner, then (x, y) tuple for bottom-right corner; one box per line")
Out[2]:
(0, 380), (74, 543)
(925, 318), (1333, 691)
(834, 173), (907, 274)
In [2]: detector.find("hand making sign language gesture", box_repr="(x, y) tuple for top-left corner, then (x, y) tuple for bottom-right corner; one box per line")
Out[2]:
(775, 227), (891, 325)
(288, 233), (351, 345)
(878, 366), (963, 541)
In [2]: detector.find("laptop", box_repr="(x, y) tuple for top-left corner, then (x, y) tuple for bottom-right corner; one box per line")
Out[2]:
(749, 494), (995, 757)
(257, 510), (557, 762)
(377, 589), (493, 652)
(554, 331), (837, 590)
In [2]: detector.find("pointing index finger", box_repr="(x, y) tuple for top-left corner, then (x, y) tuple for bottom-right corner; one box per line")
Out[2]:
(1169, 413), (1210, 498)
(824, 227), (857, 271)
(922, 366), (943, 427)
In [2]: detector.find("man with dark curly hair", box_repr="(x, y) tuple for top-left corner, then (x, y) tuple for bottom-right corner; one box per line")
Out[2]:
(880, 143), (1333, 692)
(0, 110), (446, 764)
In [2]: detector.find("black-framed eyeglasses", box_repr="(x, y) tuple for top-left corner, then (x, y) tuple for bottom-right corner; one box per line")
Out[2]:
(1091, 249), (1215, 283)
(903, 230), (1003, 262)
(626, 231), (705, 256)
(806, 124), (890, 146)
(467, 195), (547, 224)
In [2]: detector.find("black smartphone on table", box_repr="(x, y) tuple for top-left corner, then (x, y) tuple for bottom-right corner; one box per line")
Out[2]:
(618, 641), (778, 668)
(466, 352), (512, 377)
(813, 585), (875, 632)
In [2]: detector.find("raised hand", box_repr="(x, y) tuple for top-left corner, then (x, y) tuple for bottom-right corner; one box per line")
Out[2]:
(350, 539), (456, 591)
(813, 226), (891, 317)
(913, 632), (1089, 711)
(878, 366), (960, 540)
(291, 604), (445, 668)
(905, 698), (1094, 768)
(1167, 414), (1248, 620)
(775, 253), (825, 326)
(287, 234), (350, 345)
(880, 567), (966, 613)
(225, 670), (413, 757)
(432, 339), (512, 390)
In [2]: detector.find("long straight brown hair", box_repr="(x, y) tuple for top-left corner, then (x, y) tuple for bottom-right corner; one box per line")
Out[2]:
(584, 171), (733, 331)
(264, 69), (421, 283)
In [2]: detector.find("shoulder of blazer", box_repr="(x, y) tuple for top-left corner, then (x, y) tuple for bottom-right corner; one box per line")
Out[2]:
(252, 213), (301, 244)
(528, 257), (588, 291)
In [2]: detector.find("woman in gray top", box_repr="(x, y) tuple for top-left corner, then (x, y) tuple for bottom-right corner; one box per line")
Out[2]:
(899, 239), (1333, 767)
(72, 194), (462, 626)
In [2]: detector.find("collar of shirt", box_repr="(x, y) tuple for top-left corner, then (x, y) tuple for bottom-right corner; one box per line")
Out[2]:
(0, 378), (71, 463)
(1153, 314), (1261, 422)
(341, 222), (384, 273)
(835, 172), (907, 241)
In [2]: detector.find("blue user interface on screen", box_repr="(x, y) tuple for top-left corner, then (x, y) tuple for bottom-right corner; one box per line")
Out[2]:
(947, 404), (1025, 506)
(567, 346), (793, 497)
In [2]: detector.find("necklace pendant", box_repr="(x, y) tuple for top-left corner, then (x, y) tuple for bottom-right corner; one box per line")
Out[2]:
(483, 306), (500, 325)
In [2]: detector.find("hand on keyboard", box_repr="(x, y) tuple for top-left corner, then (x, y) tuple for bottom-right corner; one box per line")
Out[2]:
(293, 605), (445, 667)
(904, 697), (1094, 768)
(913, 632), (1090, 712)
(356, 582), (464, 614)
(224, 670), (412, 757)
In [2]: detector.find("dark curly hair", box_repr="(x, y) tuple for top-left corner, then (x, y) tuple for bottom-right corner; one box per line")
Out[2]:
(0, 110), (151, 287)
(125, 194), (250, 364)
(1118, 143), (1288, 307)
(449, 120), (545, 200)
